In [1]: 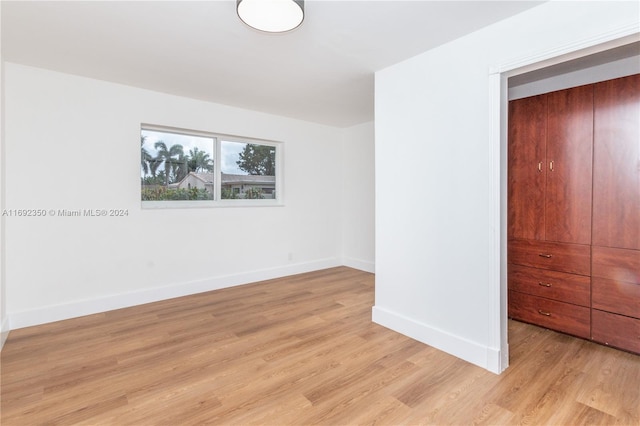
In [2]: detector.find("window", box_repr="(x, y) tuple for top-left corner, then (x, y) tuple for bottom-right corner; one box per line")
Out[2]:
(220, 140), (276, 200)
(141, 126), (281, 207)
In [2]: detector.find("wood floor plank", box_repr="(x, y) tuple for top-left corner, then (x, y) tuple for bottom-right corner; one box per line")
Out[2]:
(2, 266), (639, 425)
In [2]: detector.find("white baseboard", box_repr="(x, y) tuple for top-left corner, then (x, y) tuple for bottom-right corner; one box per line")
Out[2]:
(9, 257), (341, 330)
(0, 316), (10, 350)
(372, 305), (502, 374)
(341, 257), (375, 273)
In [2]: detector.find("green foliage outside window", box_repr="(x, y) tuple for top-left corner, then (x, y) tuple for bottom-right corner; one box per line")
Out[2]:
(141, 187), (212, 201)
(221, 188), (238, 199)
(237, 144), (275, 176)
(243, 187), (264, 199)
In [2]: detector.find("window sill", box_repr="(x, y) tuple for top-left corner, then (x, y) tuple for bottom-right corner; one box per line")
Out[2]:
(141, 200), (284, 209)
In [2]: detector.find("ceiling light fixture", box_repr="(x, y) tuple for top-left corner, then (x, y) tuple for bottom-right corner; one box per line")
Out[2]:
(237, 0), (304, 33)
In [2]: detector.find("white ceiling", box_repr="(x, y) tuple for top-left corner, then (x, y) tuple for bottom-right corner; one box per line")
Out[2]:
(1, 0), (544, 128)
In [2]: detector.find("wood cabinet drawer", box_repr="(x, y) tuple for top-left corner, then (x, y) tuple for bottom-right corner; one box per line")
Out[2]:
(592, 277), (640, 319)
(592, 309), (640, 354)
(508, 239), (590, 275)
(508, 290), (590, 338)
(508, 264), (590, 307)
(592, 246), (640, 284)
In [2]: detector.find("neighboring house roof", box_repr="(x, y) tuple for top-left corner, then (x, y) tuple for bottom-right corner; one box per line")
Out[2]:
(173, 172), (274, 187)
(174, 172), (214, 187)
(189, 172), (214, 184)
(221, 173), (275, 185)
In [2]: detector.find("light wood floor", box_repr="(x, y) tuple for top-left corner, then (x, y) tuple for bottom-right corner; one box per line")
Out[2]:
(1, 267), (639, 425)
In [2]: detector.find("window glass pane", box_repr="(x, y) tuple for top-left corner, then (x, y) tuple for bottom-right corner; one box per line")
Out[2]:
(221, 140), (276, 200)
(141, 129), (215, 201)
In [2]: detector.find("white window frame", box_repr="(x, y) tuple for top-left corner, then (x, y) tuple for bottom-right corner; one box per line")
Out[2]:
(141, 124), (283, 209)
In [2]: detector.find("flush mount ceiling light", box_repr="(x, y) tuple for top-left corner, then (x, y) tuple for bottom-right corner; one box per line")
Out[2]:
(237, 0), (304, 33)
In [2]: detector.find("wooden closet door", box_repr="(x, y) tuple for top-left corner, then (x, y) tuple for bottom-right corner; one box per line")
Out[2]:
(545, 85), (593, 245)
(593, 74), (640, 250)
(508, 95), (547, 240)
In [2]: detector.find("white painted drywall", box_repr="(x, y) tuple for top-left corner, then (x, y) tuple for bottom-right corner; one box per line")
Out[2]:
(341, 121), (375, 273)
(0, 1), (8, 350)
(4, 63), (350, 328)
(509, 54), (640, 100)
(374, 0), (639, 373)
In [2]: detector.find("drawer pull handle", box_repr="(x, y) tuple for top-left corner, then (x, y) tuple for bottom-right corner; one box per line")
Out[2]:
(538, 253), (553, 258)
(538, 282), (552, 288)
(538, 310), (551, 316)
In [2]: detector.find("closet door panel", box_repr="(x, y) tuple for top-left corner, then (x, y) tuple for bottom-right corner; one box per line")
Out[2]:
(545, 85), (593, 245)
(592, 245), (640, 283)
(592, 277), (640, 319)
(592, 245), (640, 318)
(593, 74), (640, 250)
(592, 310), (640, 354)
(508, 95), (547, 240)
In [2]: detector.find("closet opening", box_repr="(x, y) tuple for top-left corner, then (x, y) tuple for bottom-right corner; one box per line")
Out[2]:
(502, 39), (640, 366)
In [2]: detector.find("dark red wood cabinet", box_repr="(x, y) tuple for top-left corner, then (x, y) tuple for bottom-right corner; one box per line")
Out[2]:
(590, 75), (640, 352)
(508, 74), (640, 354)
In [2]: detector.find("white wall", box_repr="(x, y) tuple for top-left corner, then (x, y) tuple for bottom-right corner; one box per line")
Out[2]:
(0, 2), (8, 350)
(374, 0), (639, 373)
(509, 54), (640, 100)
(4, 63), (351, 328)
(341, 121), (375, 273)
